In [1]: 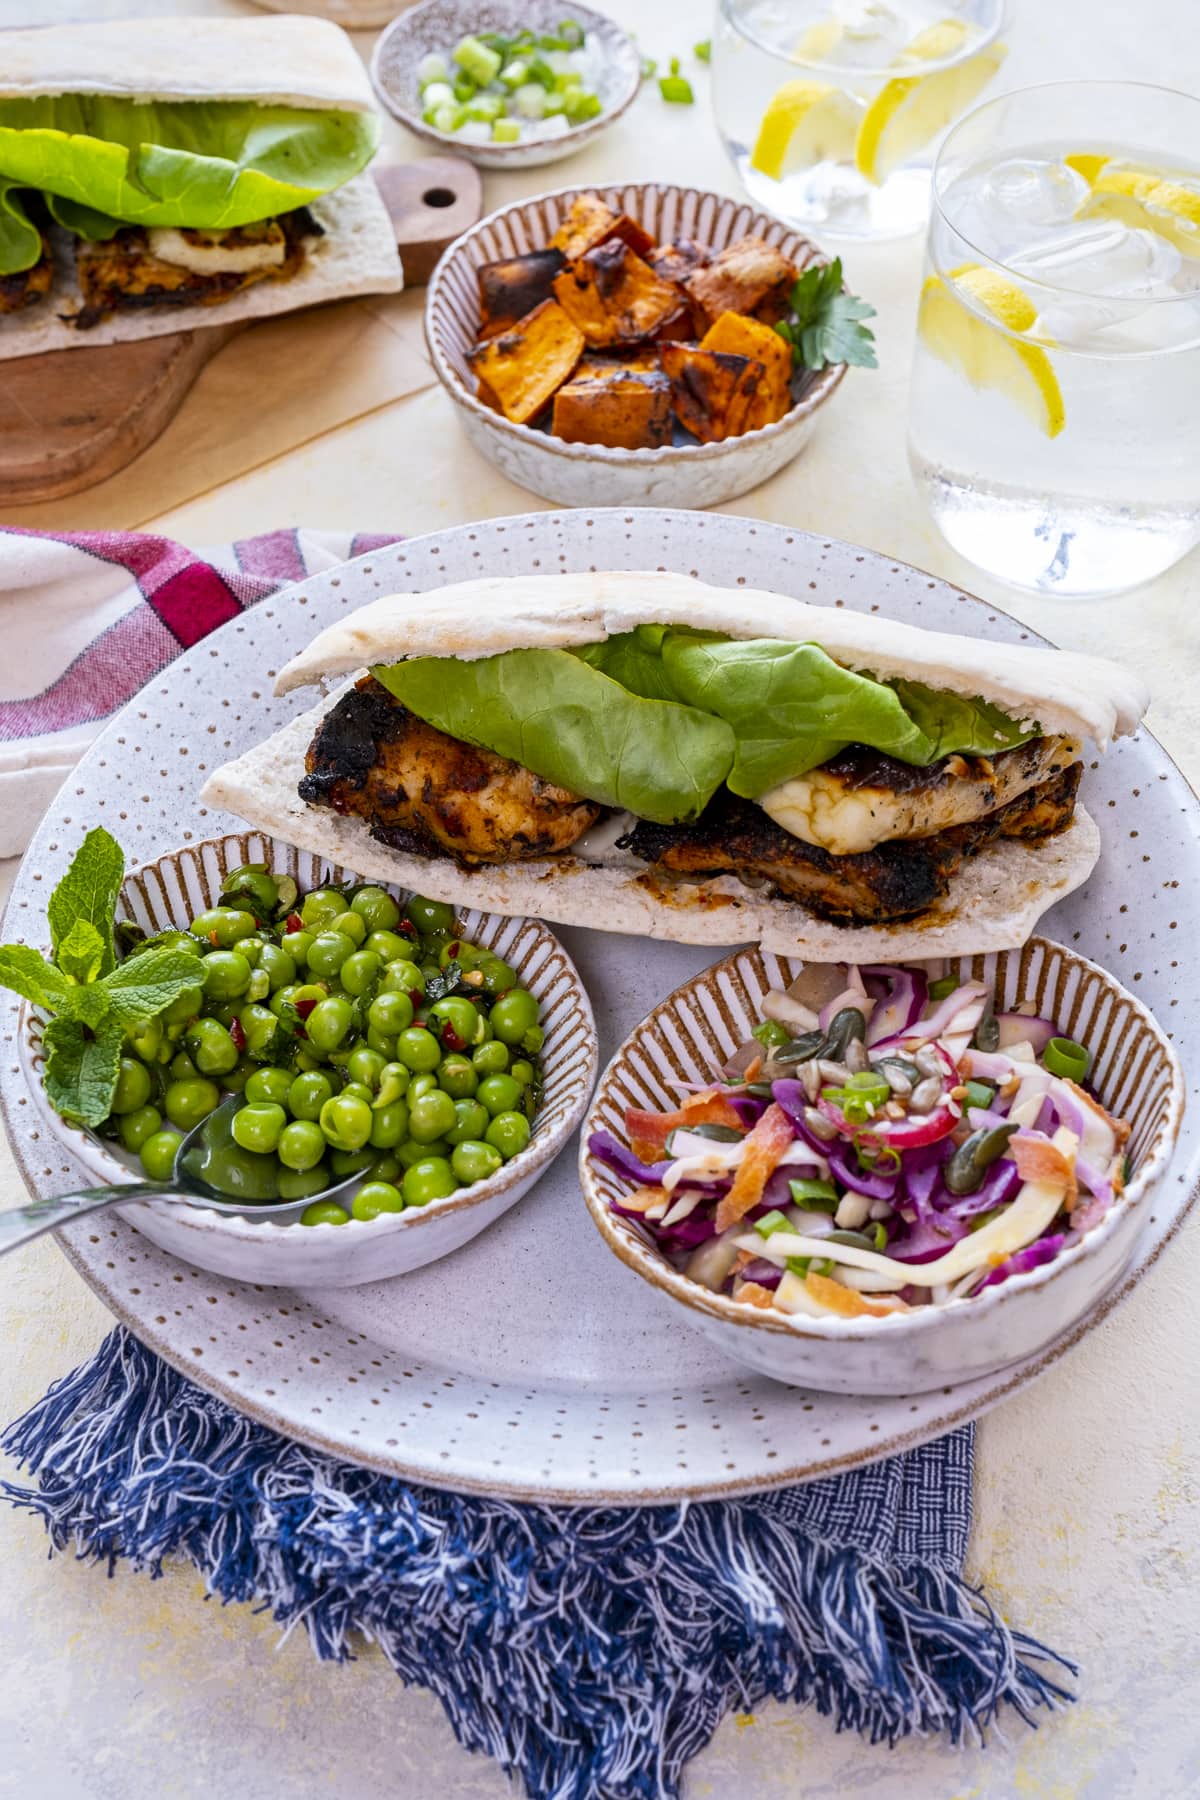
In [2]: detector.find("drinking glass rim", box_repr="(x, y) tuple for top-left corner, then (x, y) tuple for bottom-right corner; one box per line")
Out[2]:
(718, 0), (1007, 79)
(931, 77), (1200, 306)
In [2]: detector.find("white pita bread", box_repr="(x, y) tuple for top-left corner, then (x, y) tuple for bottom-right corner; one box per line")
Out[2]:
(200, 689), (1103, 963)
(273, 570), (1148, 751)
(0, 16), (375, 110)
(0, 175), (402, 363)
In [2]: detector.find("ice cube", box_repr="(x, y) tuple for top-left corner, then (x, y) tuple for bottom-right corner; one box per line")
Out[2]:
(1010, 221), (1182, 298)
(978, 157), (1090, 228)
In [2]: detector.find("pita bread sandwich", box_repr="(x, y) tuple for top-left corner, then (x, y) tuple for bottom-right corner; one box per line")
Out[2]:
(0, 14), (401, 356)
(202, 571), (1148, 959)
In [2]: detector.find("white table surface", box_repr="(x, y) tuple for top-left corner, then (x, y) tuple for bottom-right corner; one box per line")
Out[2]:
(2, 2), (1199, 1795)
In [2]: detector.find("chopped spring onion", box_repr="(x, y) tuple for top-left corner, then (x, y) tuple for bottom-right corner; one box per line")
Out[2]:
(963, 1079), (998, 1112)
(755, 1209), (790, 1239)
(873, 1221), (888, 1251)
(419, 21), (603, 143)
(928, 973), (960, 1001)
(752, 1018), (790, 1050)
(659, 75), (694, 103)
(1043, 1036), (1091, 1082)
(787, 1254), (835, 1277)
(695, 39), (712, 63)
(789, 1177), (838, 1209)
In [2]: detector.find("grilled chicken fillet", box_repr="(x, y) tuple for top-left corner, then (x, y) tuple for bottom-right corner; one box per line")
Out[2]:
(73, 209), (321, 330)
(300, 677), (600, 864)
(0, 234), (52, 314)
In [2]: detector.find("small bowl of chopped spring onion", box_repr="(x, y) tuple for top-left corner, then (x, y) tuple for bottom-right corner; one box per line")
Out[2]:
(579, 938), (1184, 1395)
(370, 0), (641, 168)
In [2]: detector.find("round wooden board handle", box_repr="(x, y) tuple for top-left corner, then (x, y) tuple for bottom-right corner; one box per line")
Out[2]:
(0, 155), (483, 507)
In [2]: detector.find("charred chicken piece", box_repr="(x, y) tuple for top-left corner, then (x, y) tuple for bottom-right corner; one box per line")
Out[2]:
(300, 677), (601, 865)
(0, 233), (53, 314)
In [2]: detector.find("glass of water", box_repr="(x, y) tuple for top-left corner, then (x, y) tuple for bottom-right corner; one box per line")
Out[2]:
(712, 0), (1008, 240)
(909, 81), (1200, 597)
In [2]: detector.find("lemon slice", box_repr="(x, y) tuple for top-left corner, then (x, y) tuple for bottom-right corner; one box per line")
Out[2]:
(1064, 152), (1109, 185)
(1076, 160), (1200, 258)
(855, 20), (1007, 186)
(751, 80), (862, 179)
(792, 15), (844, 61)
(918, 263), (1065, 439)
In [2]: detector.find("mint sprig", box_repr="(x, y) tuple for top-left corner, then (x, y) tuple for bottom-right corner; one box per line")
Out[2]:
(0, 829), (204, 1127)
(775, 257), (878, 372)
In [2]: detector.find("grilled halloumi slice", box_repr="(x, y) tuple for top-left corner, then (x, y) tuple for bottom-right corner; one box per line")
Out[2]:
(758, 735), (1081, 855)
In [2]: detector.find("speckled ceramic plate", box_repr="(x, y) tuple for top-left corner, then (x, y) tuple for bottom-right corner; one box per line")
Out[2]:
(2, 510), (1197, 1503)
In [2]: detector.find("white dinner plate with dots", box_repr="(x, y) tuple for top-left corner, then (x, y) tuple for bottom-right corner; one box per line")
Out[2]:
(2, 509), (1198, 1503)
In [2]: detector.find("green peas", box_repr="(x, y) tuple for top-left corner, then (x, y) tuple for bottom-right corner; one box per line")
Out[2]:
(366, 1026), (397, 1057)
(438, 1054), (477, 1099)
(221, 1056), (257, 1095)
(340, 1081), (375, 1107)
(409, 1072), (438, 1101)
(283, 928), (314, 967)
(301, 887), (348, 929)
(301, 1200), (349, 1227)
(486, 1110), (531, 1160)
(479, 955), (518, 996)
(235, 936), (266, 968)
(289, 1070), (335, 1121)
(319, 1093), (373, 1152)
(397, 1026), (441, 1072)
(521, 1025), (545, 1056)
(365, 930), (410, 963)
(163, 984), (204, 1027)
(402, 1156), (459, 1206)
(351, 1181), (405, 1221)
(339, 950), (382, 998)
(238, 1003), (278, 1057)
(257, 944), (297, 992)
(185, 1017), (239, 1078)
(478, 1073), (523, 1117)
(379, 958), (425, 996)
(111, 1056), (153, 1116)
(278, 1119), (326, 1172)
(490, 987), (539, 1045)
(306, 931), (353, 980)
(280, 1165), (333, 1201)
(472, 1039), (510, 1075)
(330, 1147), (378, 1178)
(446, 1099), (489, 1146)
(191, 906), (258, 947)
(164, 1078), (220, 1131)
(201, 949), (252, 1000)
(231, 1102), (287, 1155)
(270, 984), (301, 1019)
(169, 1049), (199, 1082)
(373, 1062), (410, 1107)
(244, 1067), (292, 1107)
(396, 1137), (447, 1168)
(331, 910), (368, 946)
(430, 996), (481, 1048)
(451, 1140), (503, 1184)
(346, 1045), (387, 1090)
(351, 887), (401, 933)
(369, 1100), (410, 1149)
(140, 1128), (184, 1182)
(372, 1153), (402, 1184)
(369, 990), (414, 1036)
(129, 1019), (163, 1064)
(305, 995), (354, 1055)
(510, 1059), (535, 1088)
(409, 1089), (457, 1143)
(220, 865), (279, 918)
(119, 1104), (162, 1154)
(406, 895), (457, 937)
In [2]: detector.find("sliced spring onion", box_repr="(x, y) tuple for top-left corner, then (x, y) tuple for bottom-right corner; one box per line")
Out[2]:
(963, 1079), (997, 1112)
(754, 1209), (790, 1238)
(752, 1018), (790, 1050)
(695, 39), (712, 62)
(928, 973), (959, 1000)
(659, 75), (694, 102)
(1044, 1036), (1091, 1082)
(789, 1176), (838, 1208)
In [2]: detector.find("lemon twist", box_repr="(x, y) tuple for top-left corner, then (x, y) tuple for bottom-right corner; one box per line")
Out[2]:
(918, 263), (1066, 439)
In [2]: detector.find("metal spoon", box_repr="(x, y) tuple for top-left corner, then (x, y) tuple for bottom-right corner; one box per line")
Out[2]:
(0, 1096), (362, 1256)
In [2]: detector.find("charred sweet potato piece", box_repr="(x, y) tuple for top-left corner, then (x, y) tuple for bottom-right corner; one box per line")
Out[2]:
(552, 368), (673, 449)
(550, 192), (656, 261)
(660, 343), (764, 443)
(477, 248), (567, 340)
(649, 239), (711, 284)
(553, 240), (685, 348)
(684, 236), (798, 332)
(700, 311), (793, 428)
(577, 348), (661, 376)
(468, 299), (585, 425)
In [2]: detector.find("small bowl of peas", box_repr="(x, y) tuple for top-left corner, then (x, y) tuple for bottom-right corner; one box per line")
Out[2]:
(19, 833), (598, 1288)
(370, 0), (642, 170)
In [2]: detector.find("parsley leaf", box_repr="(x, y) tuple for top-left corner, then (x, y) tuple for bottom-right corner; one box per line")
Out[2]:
(43, 1015), (125, 1128)
(777, 258), (877, 372)
(46, 828), (124, 978)
(0, 945), (71, 1011)
(102, 947), (206, 1030)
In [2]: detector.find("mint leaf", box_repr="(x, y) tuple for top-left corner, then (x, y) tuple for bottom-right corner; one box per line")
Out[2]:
(47, 828), (124, 978)
(43, 1014), (125, 1128)
(102, 946), (204, 1030)
(57, 919), (106, 985)
(783, 257), (878, 372)
(0, 945), (71, 1011)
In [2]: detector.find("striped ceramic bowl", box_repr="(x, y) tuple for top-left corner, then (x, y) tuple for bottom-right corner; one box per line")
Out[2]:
(20, 833), (598, 1288)
(579, 938), (1185, 1395)
(424, 181), (848, 507)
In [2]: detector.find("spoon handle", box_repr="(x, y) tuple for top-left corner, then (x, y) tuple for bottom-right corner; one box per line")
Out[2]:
(0, 1183), (167, 1256)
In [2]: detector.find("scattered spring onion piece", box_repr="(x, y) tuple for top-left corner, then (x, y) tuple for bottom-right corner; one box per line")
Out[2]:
(873, 1222), (888, 1251)
(964, 1079), (998, 1111)
(928, 973), (960, 1000)
(752, 1018), (790, 1050)
(755, 1209), (790, 1238)
(419, 21), (601, 143)
(789, 1177), (838, 1209)
(694, 39), (712, 62)
(659, 75), (694, 102)
(1044, 1036), (1091, 1081)
(640, 54), (658, 77)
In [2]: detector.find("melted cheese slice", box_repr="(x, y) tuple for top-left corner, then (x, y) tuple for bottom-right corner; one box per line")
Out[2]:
(147, 226), (287, 276)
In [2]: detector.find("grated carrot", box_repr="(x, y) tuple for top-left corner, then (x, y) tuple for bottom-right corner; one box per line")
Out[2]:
(714, 1103), (793, 1232)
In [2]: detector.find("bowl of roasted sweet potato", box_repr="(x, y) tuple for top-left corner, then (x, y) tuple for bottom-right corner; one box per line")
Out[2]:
(424, 182), (861, 507)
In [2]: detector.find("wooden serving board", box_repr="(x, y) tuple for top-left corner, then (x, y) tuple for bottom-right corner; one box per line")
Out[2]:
(0, 155), (482, 507)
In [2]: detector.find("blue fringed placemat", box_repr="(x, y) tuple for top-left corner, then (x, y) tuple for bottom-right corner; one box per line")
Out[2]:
(2, 1327), (1074, 1799)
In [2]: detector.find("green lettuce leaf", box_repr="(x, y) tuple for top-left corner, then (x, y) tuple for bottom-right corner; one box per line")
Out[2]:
(0, 177), (41, 274)
(0, 95), (379, 272)
(574, 625), (682, 701)
(43, 1014), (126, 1129)
(887, 678), (1034, 761)
(372, 649), (735, 825)
(47, 828), (124, 978)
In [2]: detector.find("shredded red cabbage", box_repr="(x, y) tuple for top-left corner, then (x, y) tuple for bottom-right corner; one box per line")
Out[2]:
(588, 1130), (672, 1186)
(861, 964), (928, 1045)
(825, 1141), (898, 1201)
(978, 1234), (1066, 1288)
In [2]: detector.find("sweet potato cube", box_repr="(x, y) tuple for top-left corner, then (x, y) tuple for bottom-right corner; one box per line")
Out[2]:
(552, 369), (673, 449)
(684, 236), (798, 332)
(468, 300), (585, 425)
(649, 239), (711, 284)
(701, 311), (793, 428)
(577, 348), (661, 377)
(660, 343), (764, 443)
(477, 248), (566, 340)
(553, 241), (685, 348)
(550, 192), (656, 261)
